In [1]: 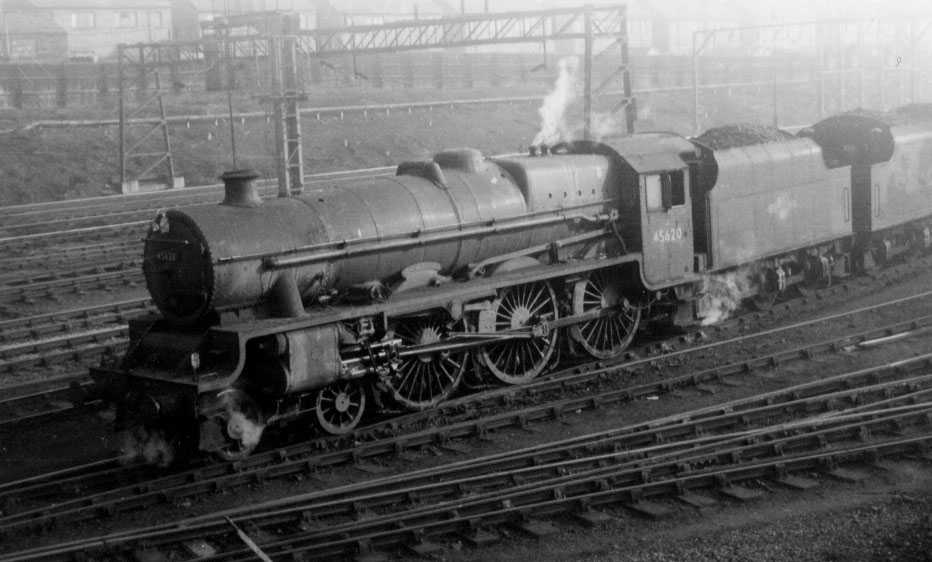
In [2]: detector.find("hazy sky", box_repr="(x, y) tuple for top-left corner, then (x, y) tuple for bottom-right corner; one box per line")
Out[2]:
(335, 0), (932, 20)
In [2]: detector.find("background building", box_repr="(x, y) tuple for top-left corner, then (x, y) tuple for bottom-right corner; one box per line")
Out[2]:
(0, 10), (67, 60)
(2, 0), (173, 59)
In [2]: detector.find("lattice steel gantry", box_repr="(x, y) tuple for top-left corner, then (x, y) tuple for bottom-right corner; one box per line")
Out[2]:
(115, 5), (635, 195)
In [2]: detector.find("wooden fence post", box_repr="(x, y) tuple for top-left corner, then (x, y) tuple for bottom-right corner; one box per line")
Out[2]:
(56, 62), (68, 107)
(370, 54), (383, 88)
(11, 69), (24, 109)
(431, 51), (443, 89)
(462, 54), (473, 88)
(489, 52), (501, 87)
(402, 54), (414, 88)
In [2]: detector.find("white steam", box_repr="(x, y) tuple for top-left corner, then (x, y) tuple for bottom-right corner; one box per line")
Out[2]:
(226, 410), (265, 450)
(533, 57), (579, 146)
(698, 269), (755, 326)
(219, 391), (266, 452)
(590, 111), (623, 141)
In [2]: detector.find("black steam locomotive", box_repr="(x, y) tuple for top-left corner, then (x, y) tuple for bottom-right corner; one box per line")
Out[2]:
(93, 108), (932, 460)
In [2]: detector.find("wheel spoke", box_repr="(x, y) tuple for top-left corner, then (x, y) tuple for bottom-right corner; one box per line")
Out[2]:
(525, 289), (546, 315)
(528, 296), (552, 316)
(315, 381), (366, 435)
(385, 315), (466, 410)
(479, 282), (558, 384)
(571, 273), (640, 360)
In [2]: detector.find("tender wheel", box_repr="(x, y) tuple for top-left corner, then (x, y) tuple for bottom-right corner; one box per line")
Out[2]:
(198, 389), (266, 462)
(866, 241), (889, 274)
(798, 256), (832, 297)
(315, 380), (366, 435)
(478, 281), (559, 384)
(570, 271), (640, 359)
(388, 314), (467, 410)
(750, 292), (778, 311)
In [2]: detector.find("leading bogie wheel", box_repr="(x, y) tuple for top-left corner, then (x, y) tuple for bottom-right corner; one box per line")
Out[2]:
(478, 281), (559, 385)
(315, 379), (367, 435)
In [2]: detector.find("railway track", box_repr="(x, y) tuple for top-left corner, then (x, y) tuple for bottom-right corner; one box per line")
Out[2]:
(211, 409), (930, 562)
(0, 298), (149, 345)
(0, 240), (138, 275)
(0, 222), (148, 258)
(0, 168), (395, 239)
(3, 359), (929, 560)
(0, 299), (151, 427)
(1, 311), (930, 540)
(0, 324), (126, 375)
(0, 268), (144, 305)
(0, 375), (97, 429)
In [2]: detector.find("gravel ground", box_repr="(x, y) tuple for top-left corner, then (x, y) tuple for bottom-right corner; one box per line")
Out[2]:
(444, 463), (932, 562)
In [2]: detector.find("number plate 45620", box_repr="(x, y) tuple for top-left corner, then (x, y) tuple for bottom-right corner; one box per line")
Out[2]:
(652, 227), (684, 243)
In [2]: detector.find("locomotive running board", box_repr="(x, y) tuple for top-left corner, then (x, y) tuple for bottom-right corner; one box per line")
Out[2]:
(200, 253), (646, 391)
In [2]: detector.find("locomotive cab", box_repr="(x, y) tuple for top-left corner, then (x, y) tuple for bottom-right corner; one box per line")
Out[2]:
(629, 157), (695, 287)
(569, 134), (700, 288)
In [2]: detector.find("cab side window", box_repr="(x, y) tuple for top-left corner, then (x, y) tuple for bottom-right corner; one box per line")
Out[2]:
(645, 175), (663, 211)
(646, 170), (686, 212)
(665, 170), (685, 207)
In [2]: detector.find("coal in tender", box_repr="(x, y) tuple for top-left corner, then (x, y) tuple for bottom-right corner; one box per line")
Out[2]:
(693, 124), (795, 150)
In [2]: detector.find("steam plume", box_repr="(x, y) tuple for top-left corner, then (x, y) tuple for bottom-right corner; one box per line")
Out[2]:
(227, 410), (265, 450)
(533, 57), (579, 146)
(699, 269), (755, 326)
(590, 111), (622, 141)
(219, 391), (266, 452)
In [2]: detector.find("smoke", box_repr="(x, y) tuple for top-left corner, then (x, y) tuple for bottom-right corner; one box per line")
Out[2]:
(532, 57), (579, 146)
(698, 269), (755, 326)
(589, 111), (623, 141)
(119, 427), (175, 467)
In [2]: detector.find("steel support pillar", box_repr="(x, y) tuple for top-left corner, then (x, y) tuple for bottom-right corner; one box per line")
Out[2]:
(117, 45), (182, 193)
(583, 7), (593, 140)
(270, 36), (305, 197)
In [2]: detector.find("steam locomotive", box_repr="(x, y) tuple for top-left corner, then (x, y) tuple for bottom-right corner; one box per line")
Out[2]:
(93, 107), (932, 460)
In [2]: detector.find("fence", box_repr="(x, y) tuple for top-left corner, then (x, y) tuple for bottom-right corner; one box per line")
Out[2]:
(0, 54), (906, 107)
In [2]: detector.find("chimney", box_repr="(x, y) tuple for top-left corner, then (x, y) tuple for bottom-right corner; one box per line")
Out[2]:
(220, 169), (262, 207)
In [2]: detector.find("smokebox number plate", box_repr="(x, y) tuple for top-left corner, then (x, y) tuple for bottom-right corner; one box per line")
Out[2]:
(156, 250), (179, 263)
